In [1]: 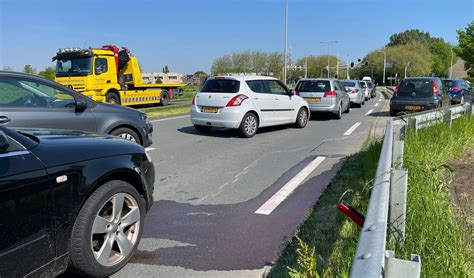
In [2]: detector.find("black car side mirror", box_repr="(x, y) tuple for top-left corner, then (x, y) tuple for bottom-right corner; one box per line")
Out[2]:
(0, 131), (9, 154)
(75, 100), (88, 112)
(289, 89), (295, 96)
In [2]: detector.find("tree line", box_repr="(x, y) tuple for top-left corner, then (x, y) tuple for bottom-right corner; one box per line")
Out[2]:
(211, 22), (473, 83)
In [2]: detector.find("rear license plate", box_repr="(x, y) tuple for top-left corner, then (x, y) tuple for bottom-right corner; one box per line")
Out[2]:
(305, 97), (321, 103)
(405, 105), (422, 111)
(202, 106), (218, 113)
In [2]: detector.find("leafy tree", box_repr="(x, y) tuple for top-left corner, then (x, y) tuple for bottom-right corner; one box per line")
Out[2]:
(163, 65), (170, 73)
(430, 39), (453, 77)
(38, 67), (56, 80)
(455, 22), (474, 77)
(194, 70), (208, 76)
(23, 65), (36, 74)
(388, 29), (432, 47)
(295, 55), (341, 78)
(211, 54), (233, 75)
(155, 76), (162, 84)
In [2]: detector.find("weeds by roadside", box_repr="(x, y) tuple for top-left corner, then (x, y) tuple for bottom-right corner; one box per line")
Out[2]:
(140, 104), (190, 120)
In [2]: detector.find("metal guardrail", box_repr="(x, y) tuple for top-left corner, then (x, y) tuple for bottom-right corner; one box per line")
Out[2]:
(349, 102), (474, 278)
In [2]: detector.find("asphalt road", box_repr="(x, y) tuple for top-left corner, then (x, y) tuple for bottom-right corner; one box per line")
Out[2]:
(115, 90), (392, 277)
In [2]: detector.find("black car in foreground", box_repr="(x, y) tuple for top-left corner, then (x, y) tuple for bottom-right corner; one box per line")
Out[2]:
(0, 71), (153, 147)
(390, 77), (450, 116)
(0, 125), (154, 276)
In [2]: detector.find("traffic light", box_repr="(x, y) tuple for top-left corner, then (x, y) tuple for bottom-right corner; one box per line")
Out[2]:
(364, 61), (369, 67)
(350, 62), (355, 68)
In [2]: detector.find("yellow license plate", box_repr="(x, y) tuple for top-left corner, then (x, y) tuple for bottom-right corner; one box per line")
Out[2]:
(405, 105), (421, 111)
(305, 97), (321, 103)
(202, 106), (218, 113)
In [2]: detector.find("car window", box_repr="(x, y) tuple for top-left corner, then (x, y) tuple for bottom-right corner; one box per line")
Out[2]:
(0, 132), (23, 153)
(0, 77), (76, 108)
(398, 79), (434, 97)
(95, 58), (108, 75)
(266, 80), (288, 95)
(333, 81), (341, 91)
(342, 81), (356, 87)
(296, 80), (331, 92)
(201, 79), (240, 93)
(246, 80), (269, 94)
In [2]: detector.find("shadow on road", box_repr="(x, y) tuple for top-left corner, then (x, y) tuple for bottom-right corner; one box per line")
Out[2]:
(177, 124), (298, 138)
(125, 157), (344, 272)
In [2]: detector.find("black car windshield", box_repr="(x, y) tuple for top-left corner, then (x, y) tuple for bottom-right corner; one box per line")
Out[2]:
(56, 57), (92, 77)
(398, 79), (434, 97)
(342, 81), (356, 87)
(445, 80), (460, 89)
(296, 80), (331, 92)
(200, 79), (240, 93)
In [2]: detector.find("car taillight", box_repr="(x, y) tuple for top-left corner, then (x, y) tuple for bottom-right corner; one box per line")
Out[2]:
(226, 94), (248, 107)
(432, 81), (439, 95)
(394, 83), (401, 95)
(451, 86), (461, 91)
(295, 90), (300, 96)
(192, 96), (196, 105)
(323, 91), (337, 97)
(351, 89), (359, 94)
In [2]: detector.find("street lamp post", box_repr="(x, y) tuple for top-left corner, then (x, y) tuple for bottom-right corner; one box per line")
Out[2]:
(449, 48), (454, 79)
(404, 61), (411, 78)
(320, 41), (338, 78)
(283, 0), (288, 84)
(378, 50), (387, 85)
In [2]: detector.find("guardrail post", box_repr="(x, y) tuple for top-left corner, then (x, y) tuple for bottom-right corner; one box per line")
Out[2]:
(407, 117), (417, 134)
(465, 103), (472, 116)
(443, 109), (452, 127)
(385, 250), (421, 278)
(389, 169), (408, 242)
(392, 140), (404, 169)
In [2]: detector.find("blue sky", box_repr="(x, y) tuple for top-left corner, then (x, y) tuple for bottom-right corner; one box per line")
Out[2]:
(0, 0), (472, 74)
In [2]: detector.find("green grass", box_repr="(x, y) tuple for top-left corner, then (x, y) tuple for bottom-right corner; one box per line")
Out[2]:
(173, 85), (200, 101)
(270, 140), (382, 277)
(140, 104), (191, 120)
(388, 116), (474, 277)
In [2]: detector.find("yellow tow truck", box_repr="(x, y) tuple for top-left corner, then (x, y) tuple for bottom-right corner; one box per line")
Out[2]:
(53, 45), (186, 106)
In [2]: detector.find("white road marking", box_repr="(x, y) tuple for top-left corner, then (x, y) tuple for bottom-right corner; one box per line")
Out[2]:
(255, 156), (327, 215)
(343, 122), (361, 136)
(145, 147), (156, 152)
(374, 103), (379, 107)
(378, 98), (382, 102)
(150, 115), (189, 122)
(365, 110), (373, 116)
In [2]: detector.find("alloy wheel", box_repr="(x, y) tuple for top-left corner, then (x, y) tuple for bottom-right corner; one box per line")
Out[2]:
(91, 193), (141, 267)
(118, 133), (137, 142)
(244, 115), (257, 135)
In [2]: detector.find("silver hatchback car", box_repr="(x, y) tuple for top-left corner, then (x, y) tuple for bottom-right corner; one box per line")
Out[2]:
(295, 78), (350, 119)
(341, 80), (365, 107)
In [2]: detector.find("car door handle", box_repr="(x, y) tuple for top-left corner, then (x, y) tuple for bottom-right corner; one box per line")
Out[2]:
(274, 98), (280, 100)
(0, 116), (11, 124)
(253, 97), (259, 100)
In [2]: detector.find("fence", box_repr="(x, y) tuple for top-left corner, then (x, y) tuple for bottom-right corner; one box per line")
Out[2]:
(349, 102), (474, 278)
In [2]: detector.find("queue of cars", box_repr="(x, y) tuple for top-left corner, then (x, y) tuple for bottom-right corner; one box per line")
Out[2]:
(190, 76), (378, 137)
(389, 77), (472, 116)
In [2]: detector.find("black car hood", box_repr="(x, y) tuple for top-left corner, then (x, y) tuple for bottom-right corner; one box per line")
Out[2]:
(19, 128), (144, 168)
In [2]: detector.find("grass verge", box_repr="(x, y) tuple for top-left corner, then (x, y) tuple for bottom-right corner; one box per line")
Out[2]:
(271, 115), (474, 277)
(140, 104), (190, 120)
(388, 116), (473, 276)
(270, 140), (382, 277)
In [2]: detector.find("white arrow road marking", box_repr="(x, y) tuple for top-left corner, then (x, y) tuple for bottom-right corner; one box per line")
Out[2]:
(365, 110), (373, 116)
(374, 103), (379, 107)
(343, 122), (361, 136)
(255, 156), (326, 215)
(145, 147), (156, 152)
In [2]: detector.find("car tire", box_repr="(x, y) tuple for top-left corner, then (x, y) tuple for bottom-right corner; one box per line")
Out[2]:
(106, 92), (121, 105)
(334, 103), (342, 119)
(110, 127), (141, 145)
(294, 107), (308, 128)
(238, 112), (258, 138)
(68, 180), (145, 277)
(160, 92), (169, 106)
(194, 125), (212, 133)
(390, 110), (397, 117)
(344, 102), (350, 113)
